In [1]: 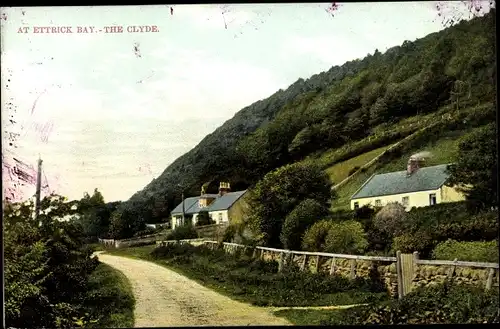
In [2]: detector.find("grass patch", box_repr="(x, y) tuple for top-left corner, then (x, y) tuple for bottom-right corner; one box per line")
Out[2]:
(273, 308), (353, 325)
(84, 263), (135, 328)
(105, 244), (388, 308)
(325, 145), (390, 185)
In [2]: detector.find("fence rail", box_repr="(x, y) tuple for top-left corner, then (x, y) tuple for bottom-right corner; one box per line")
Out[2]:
(191, 240), (499, 298)
(415, 259), (499, 269)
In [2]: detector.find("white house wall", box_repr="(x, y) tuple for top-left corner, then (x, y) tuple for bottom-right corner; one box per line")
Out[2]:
(351, 188), (443, 211)
(208, 210), (229, 224)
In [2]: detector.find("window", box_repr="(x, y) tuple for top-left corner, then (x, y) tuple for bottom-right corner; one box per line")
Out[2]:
(402, 196), (409, 207)
(354, 202), (359, 209)
(375, 199), (382, 207)
(218, 213), (223, 223)
(429, 193), (437, 205)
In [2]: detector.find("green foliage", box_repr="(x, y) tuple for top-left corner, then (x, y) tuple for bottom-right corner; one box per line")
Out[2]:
(324, 220), (369, 254)
(196, 211), (215, 226)
(166, 224), (199, 241)
(247, 162), (333, 247)
(83, 263), (135, 328)
(373, 202), (407, 238)
(3, 195), (120, 328)
(446, 123), (498, 210)
(280, 199), (329, 250)
(432, 239), (499, 263)
(390, 202), (499, 257)
(144, 243), (387, 307)
(76, 189), (121, 241)
(330, 283), (499, 325)
(301, 220), (336, 252)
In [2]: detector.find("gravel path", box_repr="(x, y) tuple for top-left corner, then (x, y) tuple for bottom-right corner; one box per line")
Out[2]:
(95, 252), (291, 327)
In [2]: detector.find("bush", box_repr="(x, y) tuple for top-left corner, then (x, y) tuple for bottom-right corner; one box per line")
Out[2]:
(432, 239), (499, 262)
(391, 231), (434, 255)
(373, 202), (407, 238)
(332, 282), (499, 324)
(302, 220), (336, 251)
(222, 224), (237, 242)
(165, 224), (199, 241)
(196, 211), (215, 226)
(324, 220), (369, 254)
(280, 199), (329, 250)
(389, 203), (498, 258)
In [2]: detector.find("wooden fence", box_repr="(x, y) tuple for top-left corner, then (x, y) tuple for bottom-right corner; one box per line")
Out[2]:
(176, 240), (499, 299)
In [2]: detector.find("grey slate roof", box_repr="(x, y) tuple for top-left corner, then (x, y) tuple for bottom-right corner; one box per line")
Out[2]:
(171, 190), (247, 215)
(351, 164), (451, 200)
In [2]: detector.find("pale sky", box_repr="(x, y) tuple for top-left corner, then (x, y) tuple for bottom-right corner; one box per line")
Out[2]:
(1, 2), (490, 203)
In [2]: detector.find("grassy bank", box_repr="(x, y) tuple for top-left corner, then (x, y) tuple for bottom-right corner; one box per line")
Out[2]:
(105, 244), (388, 308)
(84, 263), (135, 328)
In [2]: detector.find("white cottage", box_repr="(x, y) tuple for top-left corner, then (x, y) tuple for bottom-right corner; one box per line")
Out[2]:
(170, 182), (247, 229)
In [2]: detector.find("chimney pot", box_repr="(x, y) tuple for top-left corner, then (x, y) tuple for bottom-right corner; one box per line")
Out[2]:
(407, 157), (420, 176)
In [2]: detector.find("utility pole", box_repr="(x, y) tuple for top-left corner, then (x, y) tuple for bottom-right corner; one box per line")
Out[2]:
(181, 190), (185, 226)
(35, 156), (42, 220)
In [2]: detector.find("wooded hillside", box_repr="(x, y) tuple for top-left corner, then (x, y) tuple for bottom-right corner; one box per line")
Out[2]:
(119, 11), (496, 232)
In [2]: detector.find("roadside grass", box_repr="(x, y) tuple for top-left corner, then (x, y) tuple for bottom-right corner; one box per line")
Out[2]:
(104, 244), (388, 308)
(273, 308), (355, 325)
(85, 263), (135, 328)
(331, 127), (474, 211)
(325, 145), (390, 185)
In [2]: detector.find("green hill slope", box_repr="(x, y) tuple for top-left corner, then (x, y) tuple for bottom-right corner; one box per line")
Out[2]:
(118, 11), (495, 233)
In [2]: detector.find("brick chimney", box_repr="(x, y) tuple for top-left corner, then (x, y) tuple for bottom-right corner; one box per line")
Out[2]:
(218, 182), (231, 196)
(407, 156), (420, 176)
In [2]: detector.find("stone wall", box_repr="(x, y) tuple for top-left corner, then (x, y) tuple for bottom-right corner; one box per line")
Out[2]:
(412, 264), (499, 290)
(211, 242), (498, 298)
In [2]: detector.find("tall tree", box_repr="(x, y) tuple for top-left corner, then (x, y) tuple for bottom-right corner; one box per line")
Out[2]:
(446, 123), (498, 211)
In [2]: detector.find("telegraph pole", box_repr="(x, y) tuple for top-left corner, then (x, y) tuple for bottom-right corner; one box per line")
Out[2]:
(35, 156), (42, 220)
(181, 190), (185, 226)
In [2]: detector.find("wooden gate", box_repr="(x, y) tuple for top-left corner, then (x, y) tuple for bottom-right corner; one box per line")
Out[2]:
(396, 251), (416, 299)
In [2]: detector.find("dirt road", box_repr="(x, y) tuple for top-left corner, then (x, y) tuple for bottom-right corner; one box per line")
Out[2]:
(95, 252), (291, 327)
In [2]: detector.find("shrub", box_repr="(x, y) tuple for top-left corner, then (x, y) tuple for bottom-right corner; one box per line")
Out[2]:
(391, 231), (434, 255)
(195, 211), (215, 226)
(165, 224), (198, 241)
(373, 202), (407, 237)
(302, 220), (336, 251)
(324, 220), (369, 254)
(222, 224), (237, 242)
(280, 199), (329, 250)
(432, 239), (499, 262)
(332, 282), (499, 324)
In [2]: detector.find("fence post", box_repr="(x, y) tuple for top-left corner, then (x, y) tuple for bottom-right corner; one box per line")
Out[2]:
(486, 268), (495, 290)
(350, 259), (357, 280)
(412, 251), (419, 286)
(301, 255), (308, 271)
(396, 251), (403, 300)
(330, 257), (337, 275)
(252, 247), (257, 259)
(278, 252), (284, 272)
(315, 255), (321, 273)
(447, 258), (458, 280)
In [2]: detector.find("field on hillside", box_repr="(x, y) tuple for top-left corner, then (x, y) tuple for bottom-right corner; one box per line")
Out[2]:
(331, 126), (480, 211)
(325, 145), (391, 185)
